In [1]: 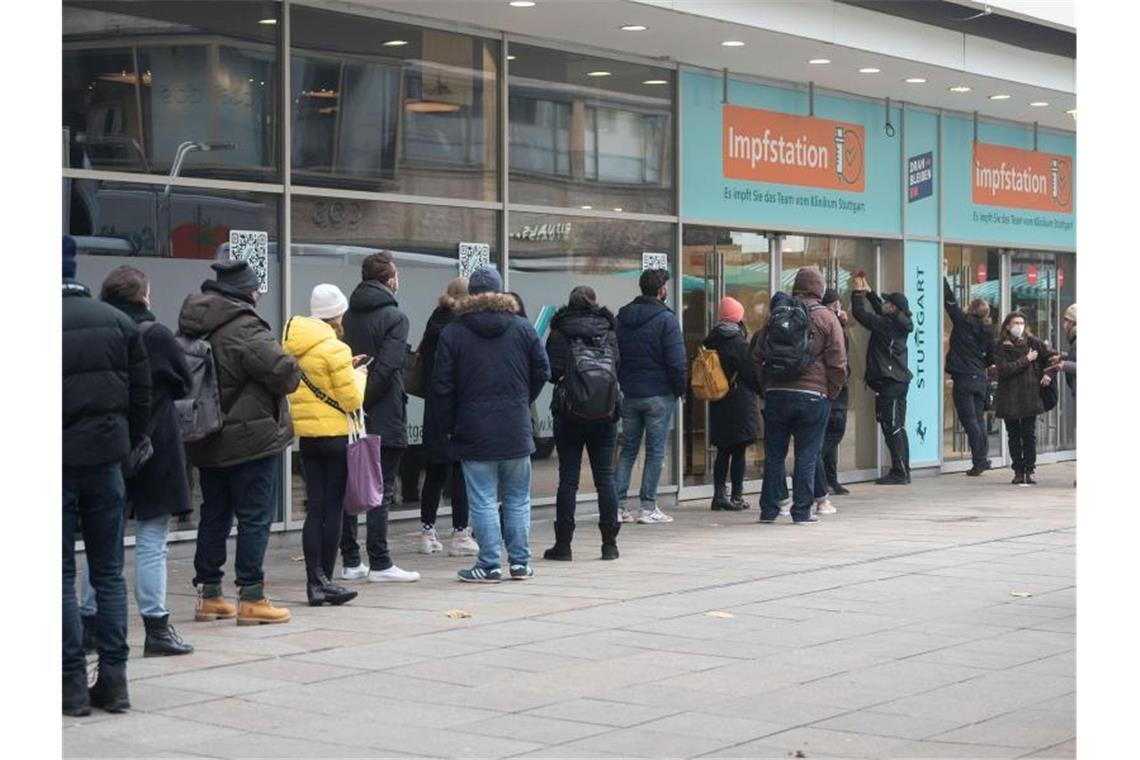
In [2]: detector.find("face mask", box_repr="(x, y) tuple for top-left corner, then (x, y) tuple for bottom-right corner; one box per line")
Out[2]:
(1010, 324), (1025, 339)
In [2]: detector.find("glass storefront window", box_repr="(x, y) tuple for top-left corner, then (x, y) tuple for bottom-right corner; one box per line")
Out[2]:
(290, 7), (499, 200)
(63, 1), (280, 182)
(509, 45), (673, 214)
(1056, 251), (1076, 451)
(509, 212), (677, 500)
(289, 196), (499, 520)
(1010, 250), (1066, 455)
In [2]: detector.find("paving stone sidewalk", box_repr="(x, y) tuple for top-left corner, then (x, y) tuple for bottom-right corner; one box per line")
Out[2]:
(65, 463), (1075, 759)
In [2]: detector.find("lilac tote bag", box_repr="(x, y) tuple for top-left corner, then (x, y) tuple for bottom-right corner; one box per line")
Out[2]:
(345, 410), (383, 515)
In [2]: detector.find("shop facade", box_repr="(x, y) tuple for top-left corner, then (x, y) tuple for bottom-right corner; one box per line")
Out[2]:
(62, 1), (1075, 538)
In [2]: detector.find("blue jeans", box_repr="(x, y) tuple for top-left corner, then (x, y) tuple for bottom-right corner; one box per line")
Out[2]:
(462, 457), (532, 570)
(63, 464), (129, 678)
(760, 391), (831, 522)
(80, 515), (171, 619)
(194, 455), (279, 591)
(614, 395), (675, 512)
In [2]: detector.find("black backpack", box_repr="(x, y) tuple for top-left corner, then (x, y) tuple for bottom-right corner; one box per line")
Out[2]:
(174, 333), (225, 441)
(761, 295), (820, 381)
(558, 335), (620, 422)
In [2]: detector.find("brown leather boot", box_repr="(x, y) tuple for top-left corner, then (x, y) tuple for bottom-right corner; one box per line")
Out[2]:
(195, 585), (236, 622)
(236, 597), (292, 626)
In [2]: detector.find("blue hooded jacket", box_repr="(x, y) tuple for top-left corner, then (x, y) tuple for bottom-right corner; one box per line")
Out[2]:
(615, 295), (687, 399)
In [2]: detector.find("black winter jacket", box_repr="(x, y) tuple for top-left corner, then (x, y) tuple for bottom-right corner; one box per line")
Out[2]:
(63, 281), (151, 468)
(703, 322), (760, 448)
(546, 303), (620, 422)
(419, 304), (458, 463)
(616, 296), (687, 399)
(995, 334), (1057, 420)
(943, 278), (996, 387)
(343, 281), (409, 447)
(110, 302), (193, 519)
(851, 291), (914, 392)
(433, 293), (551, 461)
(178, 284), (300, 468)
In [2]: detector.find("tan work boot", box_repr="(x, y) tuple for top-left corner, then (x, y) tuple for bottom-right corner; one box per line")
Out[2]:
(236, 597), (292, 626)
(195, 584), (236, 621)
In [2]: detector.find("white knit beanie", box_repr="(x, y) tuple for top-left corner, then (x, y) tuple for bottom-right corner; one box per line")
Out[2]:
(310, 283), (348, 320)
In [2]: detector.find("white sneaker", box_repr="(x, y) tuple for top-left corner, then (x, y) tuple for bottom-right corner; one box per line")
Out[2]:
(420, 526), (443, 555)
(778, 498), (792, 517)
(340, 563), (370, 581)
(368, 565), (420, 583)
(637, 507), (674, 524)
(449, 527), (479, 557)
(619, 509), (636, 524)
(815, 498), (837, 515)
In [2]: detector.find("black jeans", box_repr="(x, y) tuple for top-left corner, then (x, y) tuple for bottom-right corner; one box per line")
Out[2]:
(760, 391), (831, 521)
(421, 461), (469, 530)
(816, 406), (848, 490)
(952, 377), (990, 468)
(63, 463), (129, 678)
(299, 437), (348, 581)
(194, 455), (280, 591)
(713, 443), (748, 498)
(553, 416), (619, 529)
(1006, 416), (1038, 475)
(875, 389), (911, 477)
(341, 446), (403, 571)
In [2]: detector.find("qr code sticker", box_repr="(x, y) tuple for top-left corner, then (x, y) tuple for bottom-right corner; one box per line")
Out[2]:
(642, 252), (668, 271)
(229, 230), (269, 293)
(458, 242), (491, 279)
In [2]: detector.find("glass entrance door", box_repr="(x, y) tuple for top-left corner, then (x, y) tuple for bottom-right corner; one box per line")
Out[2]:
(1009, 251), (1065, 454)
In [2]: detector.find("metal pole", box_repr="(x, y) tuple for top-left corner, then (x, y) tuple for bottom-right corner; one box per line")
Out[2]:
(281, 0), (295, 530)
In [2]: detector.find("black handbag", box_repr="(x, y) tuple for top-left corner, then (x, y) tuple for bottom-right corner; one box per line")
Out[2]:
(403, 349), (427, 398)
(1040, 380), (1058, 413)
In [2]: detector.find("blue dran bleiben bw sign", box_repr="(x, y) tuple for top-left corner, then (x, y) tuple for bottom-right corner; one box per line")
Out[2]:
(908, 152), (933, 204)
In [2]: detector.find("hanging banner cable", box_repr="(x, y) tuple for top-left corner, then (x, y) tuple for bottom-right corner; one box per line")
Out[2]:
(809, 81), (814, 117)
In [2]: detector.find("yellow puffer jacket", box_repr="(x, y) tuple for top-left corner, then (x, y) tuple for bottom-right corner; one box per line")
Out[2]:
(283, 316), (365, 438)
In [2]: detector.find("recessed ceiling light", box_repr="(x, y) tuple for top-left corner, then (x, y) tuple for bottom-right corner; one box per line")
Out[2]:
(509, 1), (536, 7)
(382, 40), (408, 47)
(1030, 101), (1050, 107)
(620, 24), (648, 31)
(989, 94), (1011, 100)
(858, 67), (881, 74)
(905, 77), (927, 84)
(613, 207), (623, 212)
(949, 85), (972, 93)
(1066, 108), (1077, 117)
(586, 71), (612, 77)
(580, 205), (593, 210)
(507, 55), (517, 61)
(809, 58), (831, 65)
(722, 40), (745, 47)
(642, 79), (668, 85)
(258, 18), (277, 25)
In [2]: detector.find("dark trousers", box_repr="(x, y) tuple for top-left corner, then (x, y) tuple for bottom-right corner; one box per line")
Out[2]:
(63, 463), (129, 678)
(299, 437), (347, 581)
(816, 406), (848, 491)
(421, 461), (469, 530)
(952, 379), (990, 468)
(193, 454), (280, 590)
(1006, 416), (1038, 475)
(341, 446), (402, 571)
(760, 391), (831, 522)
(553, 416), (619, 529)
(875, 390), (911, 477)
(713, 443), (748, 498)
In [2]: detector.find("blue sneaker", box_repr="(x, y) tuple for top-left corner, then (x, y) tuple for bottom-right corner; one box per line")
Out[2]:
(457, 566), (502, 584)
(509, 564), (534, 581)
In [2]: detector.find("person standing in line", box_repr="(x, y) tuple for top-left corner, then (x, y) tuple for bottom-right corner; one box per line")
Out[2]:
(340, 252), (420, 583)
(811, 288), (853, 514)
(702, 296), (760, 512)
(1050, 304), (1077, 402)
(850, 274), (915, 485)
(418, 277), (479, 558)
(614, 269), (687, 524)
(433, 266), (550, 582)
(994, 312), (1057, 486)
(943, 272), (997, 476)
(179, 260), (300, 626)
(752, 267), (847, 524)
(543, 286), (623, 561)
(63, 237), (151, 716)
(283, 284), (365, 607)
(79, 266), (194, 659)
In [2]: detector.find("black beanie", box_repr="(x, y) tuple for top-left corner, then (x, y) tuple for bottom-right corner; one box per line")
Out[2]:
(884, 292), (910, 314)
(211, 260), (260, 294)
(821, 288), (840, 306)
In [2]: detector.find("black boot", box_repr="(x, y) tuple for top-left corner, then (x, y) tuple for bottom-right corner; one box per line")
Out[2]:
(142, 614), (194, 657)
(63, 671), (90, 717)
(543, 523), (574, 561)
(710, 485), (733, 511)
(318, 573), (357, 606)
(307, 568), (327, 607)
(600, 522), (620, 561)
(81, 615), (96, 655)
(89, 662), (130, 713)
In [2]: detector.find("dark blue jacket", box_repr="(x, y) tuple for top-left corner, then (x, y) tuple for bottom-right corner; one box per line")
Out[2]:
(615, 296), (687, 399)
(432, 292), (551, 461)
(343, 281), (409, 447)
